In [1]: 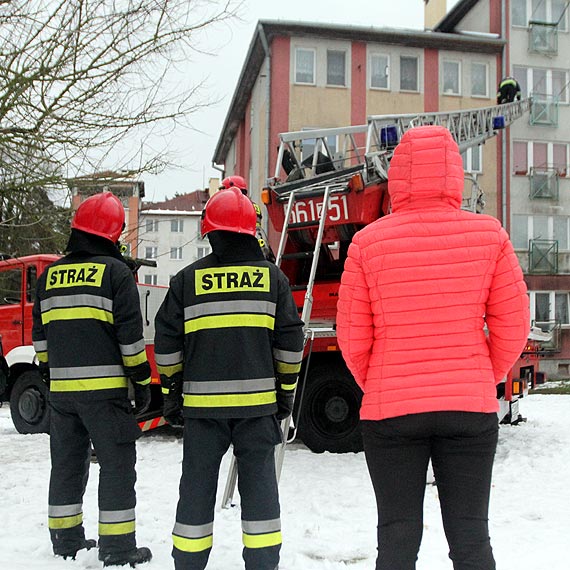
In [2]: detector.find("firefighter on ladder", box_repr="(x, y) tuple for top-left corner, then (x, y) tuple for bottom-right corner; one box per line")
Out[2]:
(32, 192), (153, 567)
(497, 76), (522, 105)
(154, 187), (304, 570)
(219, 175), (276, 262)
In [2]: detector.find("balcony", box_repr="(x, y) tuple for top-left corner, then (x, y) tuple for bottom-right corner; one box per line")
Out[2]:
(529, 167), (559, 200)
(530, 93), (559, 126)
(533, 320), (562, 353)
(529, 239), (558, 274)
(528, 21), (558, 55)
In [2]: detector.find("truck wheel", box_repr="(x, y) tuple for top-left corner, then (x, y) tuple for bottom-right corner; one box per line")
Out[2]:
(10, 370), (50, 434)
(298, 364), (363, 453)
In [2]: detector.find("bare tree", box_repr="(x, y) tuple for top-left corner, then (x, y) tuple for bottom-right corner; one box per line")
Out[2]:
(0, 0), (239, 253)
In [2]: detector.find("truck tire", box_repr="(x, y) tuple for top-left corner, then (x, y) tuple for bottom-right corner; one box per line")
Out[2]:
(297, 363), (363, 453)
(10, 370), (50, 434)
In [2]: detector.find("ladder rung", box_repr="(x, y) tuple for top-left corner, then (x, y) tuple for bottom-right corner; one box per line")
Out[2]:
(281, 251), (314, 260)
(288, 220), (319, 229)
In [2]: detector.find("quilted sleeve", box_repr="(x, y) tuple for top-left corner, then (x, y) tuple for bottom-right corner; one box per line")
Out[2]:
(336, 235), (373, 389)
(486, 228), (530, 383)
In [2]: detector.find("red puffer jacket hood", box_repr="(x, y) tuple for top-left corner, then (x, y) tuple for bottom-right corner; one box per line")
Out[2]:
(388, 125), (464, 212)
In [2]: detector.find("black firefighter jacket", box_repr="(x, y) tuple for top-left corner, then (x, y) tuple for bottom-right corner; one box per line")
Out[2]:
(32, 231), (151, 401)
(154, 231), (304, 419)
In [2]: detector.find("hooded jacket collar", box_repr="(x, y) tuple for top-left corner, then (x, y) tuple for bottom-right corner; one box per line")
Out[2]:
(387, 125), (464, 213)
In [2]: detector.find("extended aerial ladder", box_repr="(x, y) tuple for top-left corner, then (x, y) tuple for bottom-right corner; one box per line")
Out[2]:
(221, 98), (532, 507)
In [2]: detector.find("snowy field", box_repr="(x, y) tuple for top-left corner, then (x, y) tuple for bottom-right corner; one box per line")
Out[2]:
(1, 394), (569, 570)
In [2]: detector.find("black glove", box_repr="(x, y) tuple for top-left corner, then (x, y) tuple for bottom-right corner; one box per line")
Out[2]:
(132, 383), (151, 415)
(162, 389), (184, 428)
(276, 393), (295, 421)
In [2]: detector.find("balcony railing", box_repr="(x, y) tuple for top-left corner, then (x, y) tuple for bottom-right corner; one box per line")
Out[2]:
(533, 320), (562, 352)
(528, 21), (558, 55)
(529, 166), (559, 200)
(530, 93), (559, 126)
(529, 239), (558, 274)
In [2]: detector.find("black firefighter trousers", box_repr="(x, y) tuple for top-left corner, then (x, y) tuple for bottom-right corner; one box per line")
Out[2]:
(172, 416), (283, 570)
(48, 397), (142, 558)
(361, 412), (498, 570)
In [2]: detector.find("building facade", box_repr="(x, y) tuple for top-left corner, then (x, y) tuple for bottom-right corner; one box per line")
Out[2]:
(138, 191), (211, 287)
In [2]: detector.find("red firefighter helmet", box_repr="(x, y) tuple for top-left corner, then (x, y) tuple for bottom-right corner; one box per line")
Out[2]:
(220, 175), (248, 195)
(201, 187), (256, 237)
(71, 192), (125, 243)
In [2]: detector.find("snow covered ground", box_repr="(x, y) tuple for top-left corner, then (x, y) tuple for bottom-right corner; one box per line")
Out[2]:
(1, 394), (569, 569)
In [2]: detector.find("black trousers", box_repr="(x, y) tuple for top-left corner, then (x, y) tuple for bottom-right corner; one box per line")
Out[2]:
(48, 398), (141, 557)
(361, 412), (498, 570)
(173, 416), (283, 570)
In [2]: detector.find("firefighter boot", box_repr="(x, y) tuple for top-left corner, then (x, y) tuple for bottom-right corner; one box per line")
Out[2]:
(56, 538), (97, 560)
(99, 546), (153, 567)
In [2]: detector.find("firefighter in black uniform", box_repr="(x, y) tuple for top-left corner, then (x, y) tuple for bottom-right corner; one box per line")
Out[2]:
(32, 192), (153, 567)
(154, 187), (304, 570)
(497, 76), (522, 104)
(220, 175), (276, 262)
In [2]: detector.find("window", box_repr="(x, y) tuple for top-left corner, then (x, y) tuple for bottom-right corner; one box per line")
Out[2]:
(471, 63), (488, 97)
(0, 268), (22, 305)
(370, 53), (389, 89)
(514, 66), (569, 103)
(327, 50), (346, 87)
(442, 60), (461, 95)
(144, 274), (157, 285)
(170, 247), (183, 260)
(171, 219), (184, 233)
(400, 56), (418, 92)
(295, 48), (315, 84)
(529, 291), (570, 325)
(146, 219), (158, 233)
(197, 247), (210, 259)
(145, 247), (157, 259)
(462, 145), (482, 173)
(512, 0), (567, 31)
(512, 214), (570, 250)
(512, 140), (570, 177)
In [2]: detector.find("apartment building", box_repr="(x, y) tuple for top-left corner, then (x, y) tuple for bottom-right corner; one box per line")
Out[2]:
(138, 191), (211, 287)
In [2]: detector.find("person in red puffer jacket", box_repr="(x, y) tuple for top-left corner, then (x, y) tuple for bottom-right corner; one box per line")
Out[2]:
(337, 125), (529, 570)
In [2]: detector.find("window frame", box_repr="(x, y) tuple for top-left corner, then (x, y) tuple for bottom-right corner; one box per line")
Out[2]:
(294, 47), (316, 85)
(170, 219), (184, 233)
(512, 214), (570, 250)
(471, 62), (488, 98)
(170, 246), (183, 260)
(529, 290), (570, 326)
(399, 55), (419, 93)
(144, 246), (157, 260)
(369, 52), (390, 90)
(462, 145), (483, 173)
(326, 49), (347, 87)
(442, 59), (462, 96)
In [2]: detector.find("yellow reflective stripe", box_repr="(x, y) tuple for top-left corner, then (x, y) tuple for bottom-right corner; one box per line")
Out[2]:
(41, 307), (113, 325)
(275, 361), (301, 374)
(172, 534), (213, 553)
(99, 521), (136, 536)
(161, 387), (170, 394)
(242, 531), (282, 549)
(36, 351), (49, 363)
(122, 351), (148, 367)
(157, 363), (183, 377)
(280, 382), (297, 392)
(50, 377), (128, 392)
(183, 391), (276, 408)
(49, 514), (83, 530)
(137, 376), (151, 386)
(185, 314), (274, 334)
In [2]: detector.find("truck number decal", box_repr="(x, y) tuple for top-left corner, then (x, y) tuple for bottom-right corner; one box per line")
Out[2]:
(289, 195), (349, 224)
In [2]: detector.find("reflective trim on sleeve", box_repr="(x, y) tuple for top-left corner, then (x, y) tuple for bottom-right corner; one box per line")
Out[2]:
(33, 339), (48, 352)
(157, 363), (184, 377)
(272, 348), (303, 364)
(279, 381), (297, 392)
(183, 391), (276, 408)
(136, 376), (151, 386)
(35, 351), (49, 363)
(184, 313), (275, 334)
(184, 300), (276, 320)
(155, 351), (184, 366)
(119, 339), (146, 356)
(41, 306), (114, 325)
(121, 351), (148, 368)
(275, 361), (302, 374)
(242, 531), (282, 549)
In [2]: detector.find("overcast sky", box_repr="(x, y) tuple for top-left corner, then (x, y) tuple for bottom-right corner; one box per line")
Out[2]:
(143, 0), (460, 201)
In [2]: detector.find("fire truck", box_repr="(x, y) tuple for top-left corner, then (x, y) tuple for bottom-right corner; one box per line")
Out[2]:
(256, 98), (544, 453)
(0, 253), (168, 434)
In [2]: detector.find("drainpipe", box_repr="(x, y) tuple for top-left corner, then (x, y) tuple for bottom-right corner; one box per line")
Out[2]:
(501, 0), (508, 228)
(257, 23), (271, 185)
